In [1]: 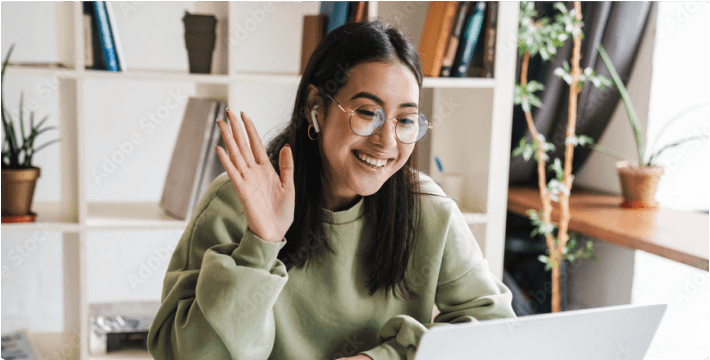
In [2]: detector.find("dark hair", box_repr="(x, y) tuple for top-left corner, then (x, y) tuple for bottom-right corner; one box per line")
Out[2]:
(265, 19), (425, 300)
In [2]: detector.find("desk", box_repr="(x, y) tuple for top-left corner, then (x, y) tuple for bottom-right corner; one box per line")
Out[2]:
(507, 186), (709, 271)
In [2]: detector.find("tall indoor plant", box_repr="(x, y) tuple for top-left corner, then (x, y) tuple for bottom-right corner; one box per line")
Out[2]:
(512, 1), (608, 313)
(2, 44), (60, 220)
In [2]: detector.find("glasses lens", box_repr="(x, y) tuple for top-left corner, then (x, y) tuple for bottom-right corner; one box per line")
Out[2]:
(350, 105), (385, 136)
(397, 114), (429, 144)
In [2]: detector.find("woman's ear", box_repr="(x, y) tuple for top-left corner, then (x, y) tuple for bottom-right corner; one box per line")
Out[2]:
(305, 84), (323, 128)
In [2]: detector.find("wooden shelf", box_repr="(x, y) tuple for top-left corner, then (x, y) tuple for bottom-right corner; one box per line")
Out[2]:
(86, 202), (187, 230)
(507, 185), (709, 271)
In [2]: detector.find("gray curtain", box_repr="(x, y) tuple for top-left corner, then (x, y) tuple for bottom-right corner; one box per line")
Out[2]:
(509, 2), (654, 185)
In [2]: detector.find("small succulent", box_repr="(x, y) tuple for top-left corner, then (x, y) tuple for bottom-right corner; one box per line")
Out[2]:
(1, 43), (60, 169)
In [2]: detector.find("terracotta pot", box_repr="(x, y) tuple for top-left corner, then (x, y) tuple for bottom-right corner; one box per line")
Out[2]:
(1, 167), (40, 217)
(615, 161), (664, 209)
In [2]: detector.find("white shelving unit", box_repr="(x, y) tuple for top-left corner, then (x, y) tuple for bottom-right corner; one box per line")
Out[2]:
(2, 2), (518, 359)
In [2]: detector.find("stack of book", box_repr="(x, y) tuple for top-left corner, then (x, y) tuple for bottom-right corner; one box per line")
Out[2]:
(160, 98), (228, 221)
(300, 1), (369, 74)
(83, 1), (126, 71)
(419, 1), (498, 78)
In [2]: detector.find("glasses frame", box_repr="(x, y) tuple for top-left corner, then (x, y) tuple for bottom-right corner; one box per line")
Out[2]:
(322, 92), (433, 144)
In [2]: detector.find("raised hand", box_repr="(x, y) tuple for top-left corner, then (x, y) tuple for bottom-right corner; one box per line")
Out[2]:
(214, 109), (295, 243)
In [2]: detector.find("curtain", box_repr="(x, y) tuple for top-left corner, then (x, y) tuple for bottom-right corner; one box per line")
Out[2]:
(508, 2), (655, 185)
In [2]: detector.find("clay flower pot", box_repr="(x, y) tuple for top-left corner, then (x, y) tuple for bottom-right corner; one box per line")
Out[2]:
(616, 160), (664, 209)
(1, 166), (41, 217)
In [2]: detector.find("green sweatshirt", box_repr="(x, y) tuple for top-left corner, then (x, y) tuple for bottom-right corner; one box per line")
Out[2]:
(147, 171), (516, 360)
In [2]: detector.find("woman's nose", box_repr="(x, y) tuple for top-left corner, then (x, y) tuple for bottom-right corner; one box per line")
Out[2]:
(370, 118), (398, 148)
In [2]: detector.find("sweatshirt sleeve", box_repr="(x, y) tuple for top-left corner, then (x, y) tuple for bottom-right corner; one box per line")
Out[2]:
(147, 173), (289, 360)
(360, 180), (516, 360)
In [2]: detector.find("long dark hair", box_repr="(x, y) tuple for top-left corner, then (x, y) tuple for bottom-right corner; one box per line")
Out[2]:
(265, 19), (426, 300)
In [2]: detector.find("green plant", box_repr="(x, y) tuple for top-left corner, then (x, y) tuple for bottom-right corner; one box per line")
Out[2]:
(593, 44), (707, 168)
(1, 43), (60, 169)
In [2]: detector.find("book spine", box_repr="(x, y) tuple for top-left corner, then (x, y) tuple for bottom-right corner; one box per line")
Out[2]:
(440, 2), (470, 77)
(104, 2), (127, 72)
(83, 13), (94, 68)
(481, 2), (498, 78)
(418, 1), (460, 78)
(321, 1), (349, 35)
(301, 14), (326, 74)
(93, 1), (119, 72)
(451, 2), (486, 77)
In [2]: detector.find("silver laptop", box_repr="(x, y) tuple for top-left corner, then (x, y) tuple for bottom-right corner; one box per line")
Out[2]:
(414, 303), (667, 360)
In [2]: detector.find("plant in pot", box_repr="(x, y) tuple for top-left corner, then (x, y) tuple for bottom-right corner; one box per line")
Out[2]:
(1, 44), (61, 222)
(576, 44), (709, 209)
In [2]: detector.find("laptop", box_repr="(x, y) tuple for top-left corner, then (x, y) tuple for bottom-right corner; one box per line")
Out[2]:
(414, 303), (667, 360)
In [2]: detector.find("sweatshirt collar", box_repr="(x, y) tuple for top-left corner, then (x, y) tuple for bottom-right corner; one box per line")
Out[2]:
(321, 196), (366, 224)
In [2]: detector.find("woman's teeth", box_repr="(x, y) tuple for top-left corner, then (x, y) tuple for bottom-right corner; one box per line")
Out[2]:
(355, 150), (388, 167)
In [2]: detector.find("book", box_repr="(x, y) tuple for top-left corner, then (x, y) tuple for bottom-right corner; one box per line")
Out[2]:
(84, 1), (103, 70)
(418, 1), (460, 78)
(301, 14), (326, 74)
(451, 1), (486, 77)
(347, 1), (366, 23)
(104, 1), (127, 72)
(193, 102), (227, 207)
(320, 2), (349, 35)
(440, 2), (470, 77)
(481, 1), (498, 78)
(92, 1), (119, 71)
(354, 1), (366, 22)
(1, 329), (37, 360)
(83, 13), (94, 68)
(160, 98), (224, 220)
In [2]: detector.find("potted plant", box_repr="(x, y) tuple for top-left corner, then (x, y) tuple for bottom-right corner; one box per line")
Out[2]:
(586, 44), (708, 208)
(2, 44), (61, 222)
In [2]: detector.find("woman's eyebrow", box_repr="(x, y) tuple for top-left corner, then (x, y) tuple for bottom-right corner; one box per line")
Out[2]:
(350, 91), (418, 109)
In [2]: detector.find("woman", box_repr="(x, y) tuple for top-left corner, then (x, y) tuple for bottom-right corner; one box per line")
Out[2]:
(147, 20), (516, 360)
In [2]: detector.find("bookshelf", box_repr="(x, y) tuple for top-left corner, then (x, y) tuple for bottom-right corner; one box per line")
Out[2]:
(1, 2), (519, 359)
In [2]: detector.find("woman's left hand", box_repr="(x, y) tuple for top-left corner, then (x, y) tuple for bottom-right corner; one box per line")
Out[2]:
(335, 356), (372, 360)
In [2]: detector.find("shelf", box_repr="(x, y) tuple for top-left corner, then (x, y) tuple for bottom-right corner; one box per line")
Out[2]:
(4, 65), (496, 89)
(422, 76), (495, 89)
(86, 202), (187, 230)
(80, 69), (232, 84)
(1, 202), (80, 233)
(89, 350), (153, 360)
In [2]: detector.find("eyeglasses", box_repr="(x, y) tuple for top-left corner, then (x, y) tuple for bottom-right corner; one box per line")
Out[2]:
(322, 92), (433, 144)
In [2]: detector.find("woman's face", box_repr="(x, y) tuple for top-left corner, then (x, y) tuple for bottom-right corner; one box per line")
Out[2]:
(312, 61), (420, 210)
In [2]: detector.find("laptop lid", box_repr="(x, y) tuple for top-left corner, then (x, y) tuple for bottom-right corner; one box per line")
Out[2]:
(414, 303), (667, 360)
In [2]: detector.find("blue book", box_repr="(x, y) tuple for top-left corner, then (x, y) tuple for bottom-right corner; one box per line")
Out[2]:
(451, 2), (486, 77)
(320, 2), (349, 35)
(93, 1), (119, 72)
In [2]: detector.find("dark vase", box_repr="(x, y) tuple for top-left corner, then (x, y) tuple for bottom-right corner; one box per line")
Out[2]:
(182, 11), (217, 74)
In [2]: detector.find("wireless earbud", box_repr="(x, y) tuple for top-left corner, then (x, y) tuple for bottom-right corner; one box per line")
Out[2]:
(311, 105), (321, 133)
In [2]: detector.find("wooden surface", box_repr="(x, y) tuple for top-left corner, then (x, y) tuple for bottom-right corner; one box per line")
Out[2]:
(507, 186), (709, 271)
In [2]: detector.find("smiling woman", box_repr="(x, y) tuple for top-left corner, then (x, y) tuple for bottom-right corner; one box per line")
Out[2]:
(147, 19), (516, 360)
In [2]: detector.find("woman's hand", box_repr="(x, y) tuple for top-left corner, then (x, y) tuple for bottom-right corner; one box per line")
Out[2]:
(215, 109), (295, 243)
